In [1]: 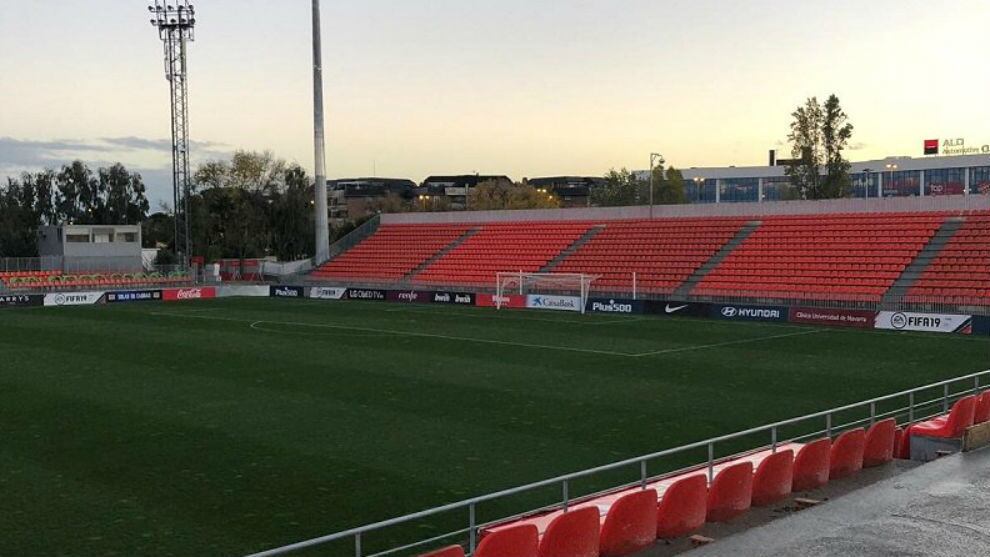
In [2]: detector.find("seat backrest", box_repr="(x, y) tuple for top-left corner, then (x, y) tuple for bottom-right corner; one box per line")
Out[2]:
(946, 395), (978, 437)
(829, 428), (866, 480)
(476, 524), (538, 557)
(752, 449), (794, 507)
(863, 419), (897, 467)
(599, 489), (658, 557)
(973, 392), (990, 425)
(418, 545), (465, 557)
(538, 506), (600, 557)
(656, 474), (707, 540)
(793, 438), (831, 492)
(706, 461), (753, 523)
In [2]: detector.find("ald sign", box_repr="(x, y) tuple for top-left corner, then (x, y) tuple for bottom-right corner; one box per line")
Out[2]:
(924, 138), (990, 156)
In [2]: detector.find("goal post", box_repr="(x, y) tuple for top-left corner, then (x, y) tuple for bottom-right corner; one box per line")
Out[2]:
(495, 272), (600, 314)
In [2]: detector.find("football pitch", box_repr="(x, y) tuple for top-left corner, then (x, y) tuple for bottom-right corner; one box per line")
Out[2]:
(1, 297), (988, 556)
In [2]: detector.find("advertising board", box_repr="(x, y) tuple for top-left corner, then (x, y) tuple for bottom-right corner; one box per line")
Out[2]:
(645, 301), (710, 318)
(586, 298), (644, 315)
(789, 307), (876, 329)
(432, 291), (476, 305)
(476, 294), (526, 309)
(526, 295), (582, 312)
(875, 311), (972, 334)
(106, 290), (163, 304)
(0, 294), (44, 308)
(43, 292), (104, 307)
(386, 290), (434, 304)
(710, 304), (789, 322)
(269, 286), (305, 298)
(347, 288), (387, 301)
(163, 287), (217, 302)
(309, 287), (348, 300)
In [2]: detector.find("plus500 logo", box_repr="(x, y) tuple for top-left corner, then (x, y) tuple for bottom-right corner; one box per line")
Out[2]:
(591, 300), (634, 313)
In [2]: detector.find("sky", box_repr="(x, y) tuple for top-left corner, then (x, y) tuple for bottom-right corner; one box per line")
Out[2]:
(1, 0), (989, 207)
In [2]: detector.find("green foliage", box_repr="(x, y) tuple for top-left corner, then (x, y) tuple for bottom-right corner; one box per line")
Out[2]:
(786, 95), (855, 199)
(591, 168), (640, 207)
(467, 180), (562, 210)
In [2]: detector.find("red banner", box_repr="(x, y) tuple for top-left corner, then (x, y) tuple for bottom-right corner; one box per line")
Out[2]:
(789, 307), (875, 329)
(163, 287), (217, 302)
(476, 294), (526, 309)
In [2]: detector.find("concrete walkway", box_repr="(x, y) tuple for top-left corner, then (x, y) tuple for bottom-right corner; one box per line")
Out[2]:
(639, 448), (990, 556)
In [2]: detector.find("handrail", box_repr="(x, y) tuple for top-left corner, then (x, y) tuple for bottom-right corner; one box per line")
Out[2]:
(246, 368), (990, 557)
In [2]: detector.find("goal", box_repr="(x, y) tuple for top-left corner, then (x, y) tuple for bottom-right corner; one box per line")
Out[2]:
(495, 272), (599, 314)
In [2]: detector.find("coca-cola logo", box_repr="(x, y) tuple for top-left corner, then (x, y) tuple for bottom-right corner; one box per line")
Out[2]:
(176, 288), (203, 300)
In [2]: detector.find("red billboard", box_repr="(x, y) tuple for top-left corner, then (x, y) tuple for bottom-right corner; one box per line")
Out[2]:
(163, 287), (217, 302)
(476, 294), (526, 309)
(924, 139), (939, 155)
(789, 307), (875, 329)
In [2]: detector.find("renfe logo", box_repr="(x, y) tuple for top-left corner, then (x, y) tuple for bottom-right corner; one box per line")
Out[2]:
(591, 300), (633, 313)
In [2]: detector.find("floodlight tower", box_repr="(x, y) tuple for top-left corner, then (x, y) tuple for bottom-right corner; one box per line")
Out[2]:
(149, 0), (196, 261)
(312, 0), (330, 264)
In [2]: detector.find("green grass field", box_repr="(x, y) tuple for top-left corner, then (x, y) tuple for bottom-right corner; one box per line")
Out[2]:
(1, 297), (988, 556)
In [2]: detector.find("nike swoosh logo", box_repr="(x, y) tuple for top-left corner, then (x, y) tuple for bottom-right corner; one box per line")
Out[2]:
(665, 304), (688, 314)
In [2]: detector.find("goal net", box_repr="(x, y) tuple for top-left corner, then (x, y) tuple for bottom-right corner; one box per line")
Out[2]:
(495, 272), (599, 314)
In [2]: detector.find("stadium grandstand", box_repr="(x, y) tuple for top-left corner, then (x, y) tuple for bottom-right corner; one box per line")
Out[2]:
(309, 195), (990, 311)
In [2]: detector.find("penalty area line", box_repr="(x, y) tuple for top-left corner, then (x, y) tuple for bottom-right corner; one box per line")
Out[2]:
(152, 311), (639, 358)
(631, 329), (825, 358)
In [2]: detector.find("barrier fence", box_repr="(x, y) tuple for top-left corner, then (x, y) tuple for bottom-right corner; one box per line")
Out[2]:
(245, 369), (990, 557)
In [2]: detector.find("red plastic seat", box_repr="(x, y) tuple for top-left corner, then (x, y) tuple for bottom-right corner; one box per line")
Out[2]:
(476, 524), (538, 557)
(902, 395), (978, 456)
(829, 428), (866, 480)
(419, 546), (464, 557)
(538, 506), (600, 557)
(656, 475), (707, 539)
(974, 392), (990, 425)
(792, 439), (831, 492)
(599, 489), (658, 557)
(706, 461), (753, 523)
(751, 449), (793, 507)
(863, 419), (897, 468)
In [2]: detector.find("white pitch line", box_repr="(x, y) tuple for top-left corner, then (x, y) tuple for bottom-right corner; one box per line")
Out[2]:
(631, 329), (825, 358)
(152, 311), (638, 357)
(383, 306), (645, 326)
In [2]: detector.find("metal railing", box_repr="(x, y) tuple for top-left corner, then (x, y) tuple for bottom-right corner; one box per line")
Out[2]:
(246, 368), (990, 557)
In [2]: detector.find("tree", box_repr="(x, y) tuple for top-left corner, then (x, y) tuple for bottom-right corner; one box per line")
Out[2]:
(786, 95), (854, 199)
(655, 166), (687, 205)
(467, 180), (561, 211)
(591, 168), (639, 207)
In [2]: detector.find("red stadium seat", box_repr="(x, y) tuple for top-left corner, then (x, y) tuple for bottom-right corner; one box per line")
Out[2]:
(829, 428), (866, 480)
(706, 462), (753, 523)
(901, 395), (978, 457)
(656, 475), (707, 539)
(599, 489), (658, 557)
(792, 439), (831, 492)
(419, 545), (464, 557)
(476, 524), (538, 557)
(751, 449), (793, 507)
(863, 419), (897, 468)
(538, 507), (600, 557)
(973, 392), (990, 425)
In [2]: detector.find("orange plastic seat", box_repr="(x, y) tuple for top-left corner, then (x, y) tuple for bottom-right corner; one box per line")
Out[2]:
(656, 475), (707, 539)
(599, 489), (657, 557)
(792, 439), (831, 492)
(751, 449), (794, 507)
(476, 524), (538, 557)
(829, 428), (866, 480)
(863, 419), (897, 468)
(706, 461), (753, 523)
(538, 507), (600, 557)
(973, 392), (990, 425)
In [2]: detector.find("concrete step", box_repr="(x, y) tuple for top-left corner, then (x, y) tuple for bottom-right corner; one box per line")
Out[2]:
(673, 221), (762, 298)
(402, 228), (480, 282)
(539, 225), (607, 273)
(882, 217), (965, 304)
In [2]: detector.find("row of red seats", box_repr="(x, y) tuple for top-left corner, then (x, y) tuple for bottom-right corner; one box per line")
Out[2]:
(421, 421), (898, 557)
(907, 217), (990, 304)
(313, 224), (472, 280)
(898, 392), (990, 458)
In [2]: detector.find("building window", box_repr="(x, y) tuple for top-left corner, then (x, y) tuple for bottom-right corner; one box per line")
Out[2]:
(720, 178), (759, 203)
(850, 172), (879, 198)
(971, 166), (990, 195)
(686, 179), (717, 203)
(65, 234), (90, 243)
(762, 177), (796, 201)
(119, 232), (138, 243)
(924, 168), (965, 196)
(883, 170), (920, 197)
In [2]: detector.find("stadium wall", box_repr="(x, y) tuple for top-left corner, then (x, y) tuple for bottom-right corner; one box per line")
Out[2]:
(381, 194), (990, 225)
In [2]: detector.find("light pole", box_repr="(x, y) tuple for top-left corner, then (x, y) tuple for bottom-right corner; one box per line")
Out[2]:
(312, 0), (331, 264)
(649, 153), (665, 219)
(885, 163), (898, 197)
(693, 177), (705, 203)
(148, 0), (195, 261)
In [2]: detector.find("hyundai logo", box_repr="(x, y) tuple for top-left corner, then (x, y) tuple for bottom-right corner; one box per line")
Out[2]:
(721, 307), (738, 318)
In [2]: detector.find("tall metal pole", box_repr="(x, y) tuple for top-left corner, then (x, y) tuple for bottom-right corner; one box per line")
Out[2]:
(649, 153), (664, 220)
(149, 0), (195, 262)
(312, 0), (330, 264)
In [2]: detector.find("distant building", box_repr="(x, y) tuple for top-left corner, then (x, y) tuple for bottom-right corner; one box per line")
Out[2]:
(37, 224), (143, 272)
(527, 176), (606, 208)
(328, 178), (417, 224)
(421, 175), (513, 209)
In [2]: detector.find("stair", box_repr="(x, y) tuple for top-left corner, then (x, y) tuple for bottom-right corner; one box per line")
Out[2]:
(403, 228), (480, 281)
(672, 221), (762, 298)
(882, 217), (965, 304)
(539, 225), (607, 273)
